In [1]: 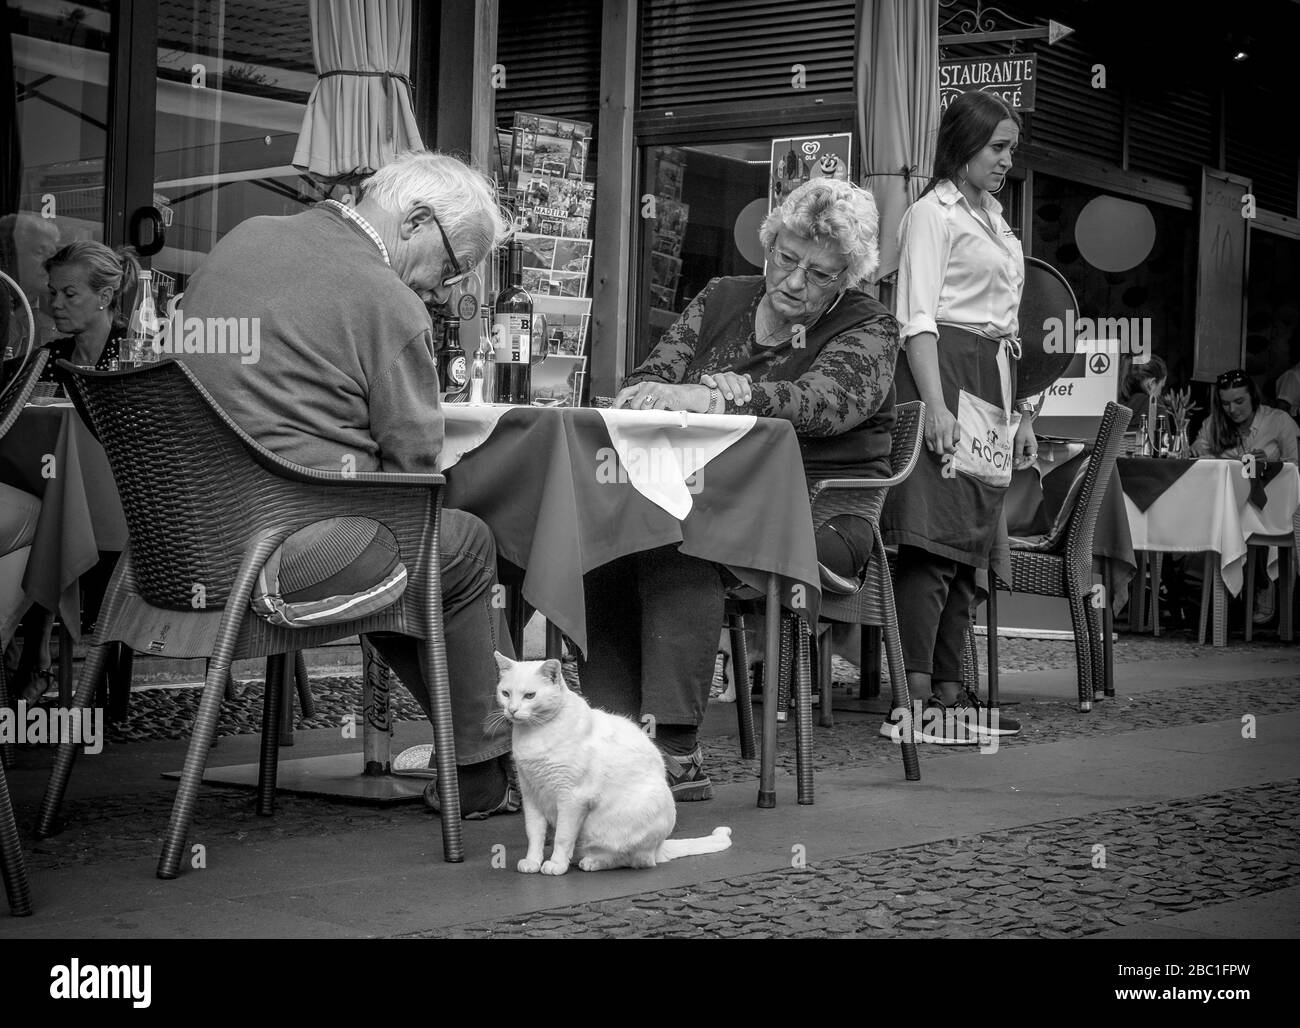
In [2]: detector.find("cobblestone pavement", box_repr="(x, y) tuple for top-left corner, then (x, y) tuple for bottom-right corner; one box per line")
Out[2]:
(15, 674), (1299, 873)
(73, 631), (1298, 745)
(397, 779), (1300, 939)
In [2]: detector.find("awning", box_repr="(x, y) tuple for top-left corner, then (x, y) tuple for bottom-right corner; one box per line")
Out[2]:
(857, 0), (939, 283)
(292, 0), (423, 181)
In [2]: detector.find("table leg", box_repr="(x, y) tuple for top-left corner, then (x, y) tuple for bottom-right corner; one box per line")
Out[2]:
(758, 575), (780, 809)
(1213, 561), (1228, 647)
(361, 637), (393, 776)
(545, 620), (564, 659)
(1102, 563), (1115, 698)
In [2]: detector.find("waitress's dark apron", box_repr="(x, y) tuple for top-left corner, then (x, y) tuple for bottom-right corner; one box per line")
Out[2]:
(880, 325), (1017, 571)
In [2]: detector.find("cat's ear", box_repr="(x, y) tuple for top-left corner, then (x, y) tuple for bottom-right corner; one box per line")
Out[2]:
(540, 658), (564, 686)
(493, 651), (514, 677)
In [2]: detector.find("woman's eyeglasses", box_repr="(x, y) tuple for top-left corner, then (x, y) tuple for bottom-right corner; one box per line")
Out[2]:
(1216, 370), (1249, 389)
(767, 246), (844, 289)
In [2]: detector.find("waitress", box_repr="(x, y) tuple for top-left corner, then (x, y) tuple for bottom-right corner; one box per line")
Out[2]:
(880, 91), (1036, 744)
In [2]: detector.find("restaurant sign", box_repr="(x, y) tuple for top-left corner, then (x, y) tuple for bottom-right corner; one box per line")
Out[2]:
(939, 55), (1037, 112)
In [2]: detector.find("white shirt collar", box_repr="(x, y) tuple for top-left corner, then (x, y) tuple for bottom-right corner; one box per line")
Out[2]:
(321, 200), (391, 267)
(934, 178), (1004, 219)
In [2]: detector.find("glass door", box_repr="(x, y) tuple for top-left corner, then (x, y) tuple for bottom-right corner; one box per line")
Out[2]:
(3, 0), (115, 344)
(152, 0), (319, 296)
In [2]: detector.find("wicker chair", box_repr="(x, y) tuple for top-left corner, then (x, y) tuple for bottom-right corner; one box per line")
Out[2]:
(736, 401), (926, 801)
(36, 359), (465, 878)
(0, 348), (48, 918)
(979, 402), (1131, 713)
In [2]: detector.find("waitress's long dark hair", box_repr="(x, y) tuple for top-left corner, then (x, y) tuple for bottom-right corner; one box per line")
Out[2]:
(919, 92), (1022, 199)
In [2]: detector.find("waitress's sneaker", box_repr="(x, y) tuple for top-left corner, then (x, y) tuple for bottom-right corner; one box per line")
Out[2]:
(954, 689), (1021, 737)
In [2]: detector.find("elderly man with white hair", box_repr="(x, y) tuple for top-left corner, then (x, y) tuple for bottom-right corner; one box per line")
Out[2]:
(177, 150), (520, 819)
(598, 177), (899, 799)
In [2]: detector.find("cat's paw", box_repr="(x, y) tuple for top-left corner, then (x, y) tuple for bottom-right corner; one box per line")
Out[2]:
(578, 856), (610, 872)
(540, 859), (569, 876)
(517, 858), (542, 874)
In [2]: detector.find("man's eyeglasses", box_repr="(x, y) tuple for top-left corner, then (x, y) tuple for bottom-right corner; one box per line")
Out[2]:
(1216, 370), (1249, 389)
(767, 246), (844, 289)
(429, 207), (470, 290)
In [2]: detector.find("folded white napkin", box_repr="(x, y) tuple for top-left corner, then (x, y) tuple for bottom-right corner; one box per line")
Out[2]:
(594, 408), (757, 519)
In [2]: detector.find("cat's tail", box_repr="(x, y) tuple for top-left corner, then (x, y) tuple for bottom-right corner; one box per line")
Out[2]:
(655, 826), (732, 863)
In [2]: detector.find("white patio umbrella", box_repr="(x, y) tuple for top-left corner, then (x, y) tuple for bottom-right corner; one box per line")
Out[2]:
(857, 0), (939, 285)
(292, 0), (423, 181)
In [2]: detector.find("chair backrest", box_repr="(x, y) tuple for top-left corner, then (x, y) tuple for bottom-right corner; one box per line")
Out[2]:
(887, 400), (926, 483)
(1064, 401), (1131, 572)
(60, 358), (340, 611)
(0, 348), (51, 440)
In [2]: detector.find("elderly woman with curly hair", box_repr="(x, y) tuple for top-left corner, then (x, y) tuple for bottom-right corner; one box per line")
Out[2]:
(582, 178), (899, 800)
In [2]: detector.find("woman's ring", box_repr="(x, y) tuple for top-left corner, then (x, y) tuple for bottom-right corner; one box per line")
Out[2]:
(642, 395), (654, 407)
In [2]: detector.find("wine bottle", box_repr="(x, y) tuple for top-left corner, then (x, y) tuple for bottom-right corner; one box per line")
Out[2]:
(492, 241), (533, 405)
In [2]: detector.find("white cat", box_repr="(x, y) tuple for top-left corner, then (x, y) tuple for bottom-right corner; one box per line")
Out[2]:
(493, 652), (732, 875)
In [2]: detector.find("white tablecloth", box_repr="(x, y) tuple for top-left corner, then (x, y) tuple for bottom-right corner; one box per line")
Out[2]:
(1123, 459), (1300, 595)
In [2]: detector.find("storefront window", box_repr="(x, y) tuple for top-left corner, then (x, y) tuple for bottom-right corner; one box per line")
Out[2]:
(635, 141), (786, 366)
(3, 0), (113, 343)
(154, 0), (316, 293)
(1030, 172), (1195, 387)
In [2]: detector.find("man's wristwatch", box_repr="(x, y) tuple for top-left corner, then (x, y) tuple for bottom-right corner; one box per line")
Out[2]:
(1015, 399), (1037, 418)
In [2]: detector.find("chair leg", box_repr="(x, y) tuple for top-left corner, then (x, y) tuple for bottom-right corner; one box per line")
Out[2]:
(1085, 601), (1105, 703)
(758, 575), (781, 808)
(1198, 553), (1211, 645)
(1128, 552), (1145, 632)
(1069, 590), (1095, 712)
(793, 618), (813, 805)
(1280, 547), (1295, 643)
(816, 625), (834, 727)
(0, 656), (14, 770)
(727, 613), (756, 760)
(106, 643), (133, 725)
(422, 495), (463, 863)
(157, 531), (286, 880)
(0, 757), (32, 916)
(1151, 552), (1162, 637)
(544, 620), (564, 659)
(34, 642), (111, 838)
(56, 621), (74, 705)
(874, 526), (919, 781)
(257, 654), (287, 816)
(775, 615), (792, 724)
(1101, 566), (1115, 698)
(1244, 545), (1257, 643)
(294, 652), (315, 719)
(1210, 555), (1228, 647)
(986, 586), (999, 708)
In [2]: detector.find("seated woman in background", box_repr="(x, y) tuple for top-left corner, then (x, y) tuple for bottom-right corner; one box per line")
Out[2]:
(587, 177), (898, 800)
(39, 241), (140, 386)
(1191, 368), (1297, 626)
(1118, 353), (1169, 421)
(1192, 368), (1298, 464)
(9, 241), (141, 701)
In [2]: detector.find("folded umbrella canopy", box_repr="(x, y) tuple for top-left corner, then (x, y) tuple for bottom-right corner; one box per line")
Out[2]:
(856, 0), (939, 284)
(292, 0), (423, 181)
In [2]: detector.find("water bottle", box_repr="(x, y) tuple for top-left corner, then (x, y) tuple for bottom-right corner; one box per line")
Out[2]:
(127, 269), (158, 366)
(469, 340), (487, 404)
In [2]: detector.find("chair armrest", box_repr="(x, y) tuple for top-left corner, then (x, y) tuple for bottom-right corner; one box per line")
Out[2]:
(245, 452), (445, 490)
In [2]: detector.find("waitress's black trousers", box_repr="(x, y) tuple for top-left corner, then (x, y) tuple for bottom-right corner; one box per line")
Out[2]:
(893, 544), (977, 683)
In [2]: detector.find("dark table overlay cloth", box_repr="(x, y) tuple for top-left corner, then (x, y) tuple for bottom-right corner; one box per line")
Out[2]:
(1115, 457), (1198, 513)
(439, 406), (822, 656)
(0, 404), (127, 638)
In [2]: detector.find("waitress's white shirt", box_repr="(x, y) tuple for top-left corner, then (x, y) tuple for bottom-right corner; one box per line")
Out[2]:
(896, 179), (1025, 345)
